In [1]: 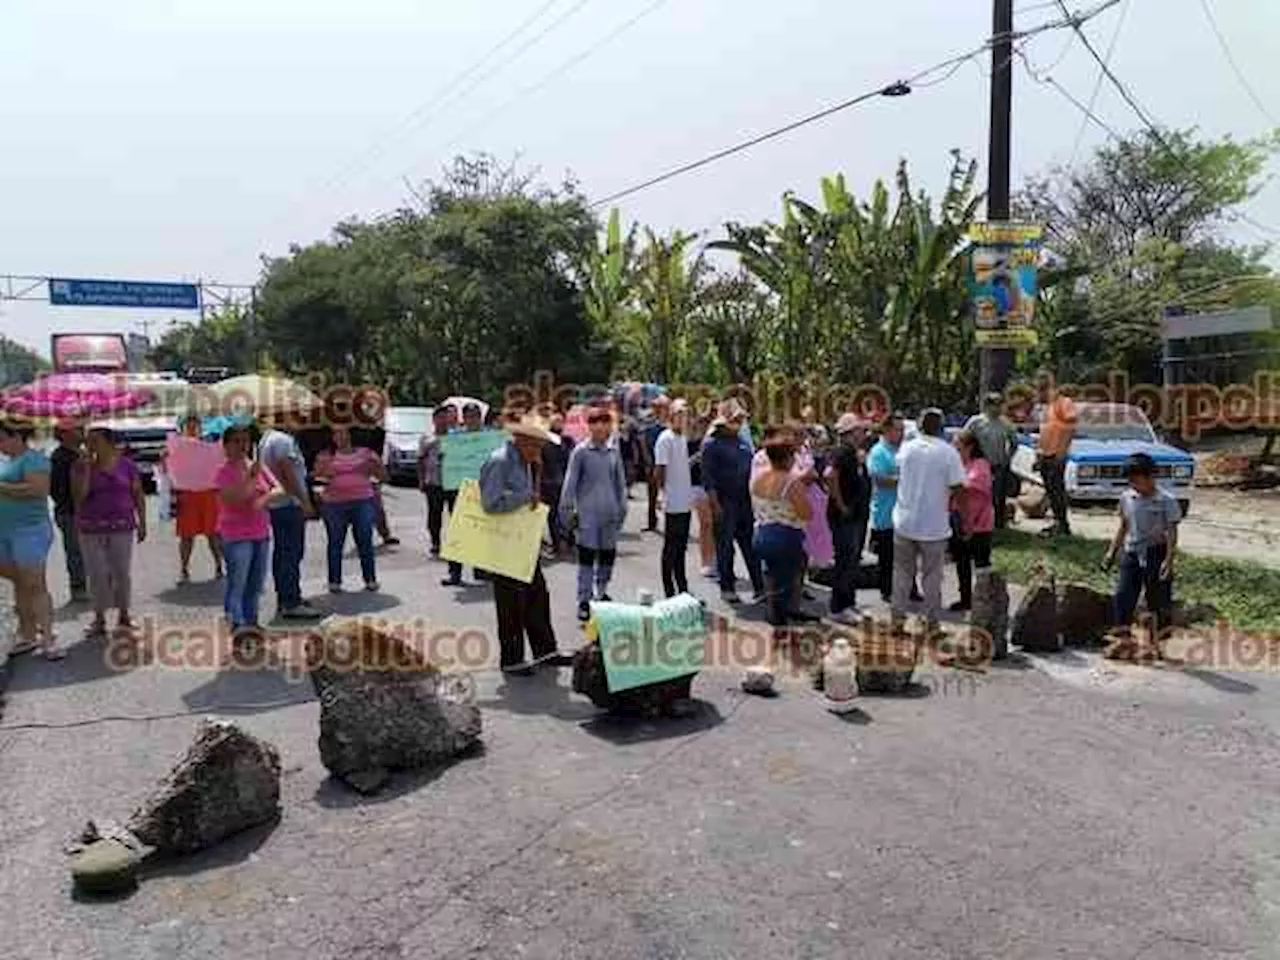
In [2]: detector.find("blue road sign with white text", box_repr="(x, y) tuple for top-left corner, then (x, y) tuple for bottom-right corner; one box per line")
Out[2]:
(48, 278), (201, 310)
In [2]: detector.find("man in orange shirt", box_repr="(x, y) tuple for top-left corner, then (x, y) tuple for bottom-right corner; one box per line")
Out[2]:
(1035, 377), (1077, 538)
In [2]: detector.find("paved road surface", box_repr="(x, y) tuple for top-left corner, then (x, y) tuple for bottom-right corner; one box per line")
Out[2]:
(2, 486), (1280, 960)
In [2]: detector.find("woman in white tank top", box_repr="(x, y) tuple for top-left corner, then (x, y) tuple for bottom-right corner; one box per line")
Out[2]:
(750, 437), (812, 627)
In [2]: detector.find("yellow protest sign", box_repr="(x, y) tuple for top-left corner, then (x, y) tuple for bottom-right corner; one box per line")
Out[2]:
(441, 480), (548, 584)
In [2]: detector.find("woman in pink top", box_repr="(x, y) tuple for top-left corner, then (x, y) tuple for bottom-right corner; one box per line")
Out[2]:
(950, 430), (995, 612)
(216, 424), (282, 633)
(314, 425), (385, 592)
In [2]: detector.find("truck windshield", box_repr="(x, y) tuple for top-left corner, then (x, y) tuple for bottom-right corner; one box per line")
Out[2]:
(1075, 406), (1156, 443)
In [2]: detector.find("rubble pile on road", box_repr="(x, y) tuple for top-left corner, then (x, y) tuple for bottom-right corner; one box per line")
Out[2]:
(68, 718), (281, 894)
(308, 616), (482, 795)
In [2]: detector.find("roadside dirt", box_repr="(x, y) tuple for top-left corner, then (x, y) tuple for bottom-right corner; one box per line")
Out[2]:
(1062, 488), (1280, 568)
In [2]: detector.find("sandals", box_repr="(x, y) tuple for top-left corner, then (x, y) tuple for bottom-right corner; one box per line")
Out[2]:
(8, 640), (38, 657)
(40, 645), (66, 661)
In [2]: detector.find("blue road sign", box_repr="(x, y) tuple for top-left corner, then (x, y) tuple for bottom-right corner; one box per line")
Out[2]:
(48, 277), (201, 310)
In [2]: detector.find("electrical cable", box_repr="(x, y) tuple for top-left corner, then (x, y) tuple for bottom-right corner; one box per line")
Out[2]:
(1017, 48), (1123, 141)
(1069, 0), (1129, 163)
(395, 0), (669, 191)
(589, 0), (1121, 209)
(1054, 0), (1280, 237)
(1195, 0), (1277, 127)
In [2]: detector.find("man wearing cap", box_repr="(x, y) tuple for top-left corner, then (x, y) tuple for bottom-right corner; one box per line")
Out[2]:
(964, 392), (1018, 529)
(892, 408), (966, 635)
(702, 399), (765, 606)
(826, 413), (871, 622)
(478, 418), (567, 675)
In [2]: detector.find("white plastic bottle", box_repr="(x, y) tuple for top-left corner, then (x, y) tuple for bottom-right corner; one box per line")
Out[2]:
(823, 637), (856, 705)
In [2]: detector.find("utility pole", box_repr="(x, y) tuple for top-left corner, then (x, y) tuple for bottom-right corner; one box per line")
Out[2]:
(980, 0), (1014, 399)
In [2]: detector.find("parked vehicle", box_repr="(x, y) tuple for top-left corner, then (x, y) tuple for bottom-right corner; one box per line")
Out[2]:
(1010, 402), (1194, 514)
(50, 333), (129, 374)
(382, 406), (433, 485)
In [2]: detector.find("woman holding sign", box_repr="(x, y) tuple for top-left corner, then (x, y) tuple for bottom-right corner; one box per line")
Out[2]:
(170, 414), (224, 583)
(314, 425), (383, 592)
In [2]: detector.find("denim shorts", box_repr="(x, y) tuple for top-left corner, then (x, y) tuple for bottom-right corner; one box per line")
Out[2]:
(0, 521), (53, 568)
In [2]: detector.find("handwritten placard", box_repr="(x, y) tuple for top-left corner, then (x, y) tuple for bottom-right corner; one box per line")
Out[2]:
(592, 594), (706, 693)
(440, 480), (547, 583)
(440, 430), (508, 491)
(164, 435), (224, 491)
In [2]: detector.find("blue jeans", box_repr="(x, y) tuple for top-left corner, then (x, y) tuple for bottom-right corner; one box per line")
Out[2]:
(322, 498), (376, 587)
(1114, 544), (1173, 632)
(223, 538), (269, 629)
(269, 504), (306, 609)
(753, 523), (805, 626)
(715, 497), (762, 596)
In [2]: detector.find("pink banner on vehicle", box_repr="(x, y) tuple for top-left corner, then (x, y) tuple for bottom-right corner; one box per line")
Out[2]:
(164, 435), (224, 491)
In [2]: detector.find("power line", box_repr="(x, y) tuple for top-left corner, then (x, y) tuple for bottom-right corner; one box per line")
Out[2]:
(1195, 0), (1277, 127)
(1054, 0), (1279, 238)
(396, 0), (669, 189)
(590, 0), (1121, 209)
(1018, 48), (1122, 141)
(1069, 0), (1129, 162)
(1053, 0), (1162, 134)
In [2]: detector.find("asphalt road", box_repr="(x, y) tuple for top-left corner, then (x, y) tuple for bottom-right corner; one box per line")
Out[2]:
(3, 486), (1280, 960)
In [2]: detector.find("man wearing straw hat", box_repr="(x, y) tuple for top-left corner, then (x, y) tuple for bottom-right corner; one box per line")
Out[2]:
(478, 415), (570, 675)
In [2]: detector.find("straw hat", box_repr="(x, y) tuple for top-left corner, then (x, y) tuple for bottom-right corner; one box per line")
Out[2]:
(710, 398), (748, 429)
(508, 414), (561, 446)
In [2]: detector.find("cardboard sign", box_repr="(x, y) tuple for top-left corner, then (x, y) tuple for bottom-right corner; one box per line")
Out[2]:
(440, 430), (508, 491)
(592, 594), (706, 693)
(163, 435), (224, 491)
(440, 480), (547, 583)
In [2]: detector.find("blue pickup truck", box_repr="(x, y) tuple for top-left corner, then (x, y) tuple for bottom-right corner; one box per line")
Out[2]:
(1010, 402), (1195, 514)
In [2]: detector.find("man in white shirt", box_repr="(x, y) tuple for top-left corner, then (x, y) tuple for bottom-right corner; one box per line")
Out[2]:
(653, 400), (693, 597)
(892, 408), (966, 635)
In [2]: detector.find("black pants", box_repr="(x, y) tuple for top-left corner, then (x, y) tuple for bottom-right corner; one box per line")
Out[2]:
(542, 485), (565, 549)
(646, 469), (661, 531)
(492, 563), (558, 668)
(715, 498), (763, 595)
(830, 516), (866, 613)
(424, 485), (455, 553)
(871, 528), (894, 601)
(661, 511), (691, 597)
(1039, 457), (1071, 533)
(952, 532), (993, 607)
(1115, 544), (1173, 634)
(991, 466), (1011, 529)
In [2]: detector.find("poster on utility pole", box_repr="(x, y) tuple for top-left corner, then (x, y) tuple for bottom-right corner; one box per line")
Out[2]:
(967, 222), (1043, 349)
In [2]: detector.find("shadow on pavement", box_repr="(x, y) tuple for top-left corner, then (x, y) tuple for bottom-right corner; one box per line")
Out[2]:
(5, 634), (131, 693)
(142, 818), (279, 880)
(857, 681), (933, 700)
(1183, 668), (1258, 695)
(154, 580), (226, 608)
(476, 669), (597, 721)
(309, 591), (403, 618)
(312, 744), (486, 809)
(990, 652), (1035, 670)
(181, 664), (314, 715)
(579, 699), (724, 745)
(830, 706), (873, 724)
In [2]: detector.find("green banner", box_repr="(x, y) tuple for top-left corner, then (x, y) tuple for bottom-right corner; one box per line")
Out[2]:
(593, 594), (706, 693)
(441, 430), (508, 491)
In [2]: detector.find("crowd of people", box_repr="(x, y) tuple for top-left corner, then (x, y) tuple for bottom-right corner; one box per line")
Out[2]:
(0, 372), (1180, 670)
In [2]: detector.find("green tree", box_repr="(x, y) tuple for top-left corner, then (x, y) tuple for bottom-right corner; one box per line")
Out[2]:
(149, 305), (253, 374)
(0, 337), (49, 388)
(1017, 128), (1280, 381)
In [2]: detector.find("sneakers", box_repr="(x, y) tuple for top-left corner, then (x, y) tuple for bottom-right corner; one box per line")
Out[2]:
(364, 581), (380, 592)
(280, 600), (322, 620)
(502, 661), (536, 677)
(328, 583), (343, 594)
(830, 607), (861, 625)
(721, 591), (742, 605)
(949, 600), (970, 613)
(748, 591), (769, 606)
(577, 601), (591, 622)
(440, 576), (463, 587)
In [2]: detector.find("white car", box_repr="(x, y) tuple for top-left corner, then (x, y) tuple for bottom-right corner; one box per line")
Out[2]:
(382, 406), (433, 485)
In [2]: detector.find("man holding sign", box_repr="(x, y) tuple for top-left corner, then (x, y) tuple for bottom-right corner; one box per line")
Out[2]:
(477, 417), (568, 676)
(439, 402), (501, 587)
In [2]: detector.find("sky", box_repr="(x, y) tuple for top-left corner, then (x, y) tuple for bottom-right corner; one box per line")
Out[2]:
(1, 0), (1277, 358)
